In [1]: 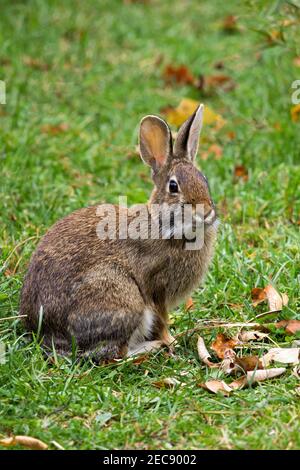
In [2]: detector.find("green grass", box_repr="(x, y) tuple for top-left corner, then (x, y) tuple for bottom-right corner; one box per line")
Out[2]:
(1, 0), (300, 450)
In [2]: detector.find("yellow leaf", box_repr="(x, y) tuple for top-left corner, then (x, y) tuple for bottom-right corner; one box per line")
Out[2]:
(162, 99), (225, 128)
(291, 104), (300, 122)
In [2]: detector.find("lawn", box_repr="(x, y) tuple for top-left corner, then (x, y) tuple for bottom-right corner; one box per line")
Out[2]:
(0, 0), (300, 450)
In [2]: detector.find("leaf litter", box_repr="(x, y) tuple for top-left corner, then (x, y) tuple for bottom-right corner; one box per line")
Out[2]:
(197, 284), (298, 394)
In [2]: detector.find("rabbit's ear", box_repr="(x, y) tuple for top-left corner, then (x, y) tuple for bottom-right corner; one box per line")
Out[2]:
(174, 104), (204, 161)
(139, 115), (172, 171)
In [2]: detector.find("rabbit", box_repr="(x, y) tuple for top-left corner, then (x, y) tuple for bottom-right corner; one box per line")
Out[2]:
(20, 104), (218, 362)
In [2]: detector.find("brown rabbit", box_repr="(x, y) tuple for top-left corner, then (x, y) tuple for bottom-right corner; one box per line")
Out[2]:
(20, 105), (218, 361)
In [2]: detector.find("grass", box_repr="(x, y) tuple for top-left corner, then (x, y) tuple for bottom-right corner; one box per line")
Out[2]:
(0, 0), (300, 450)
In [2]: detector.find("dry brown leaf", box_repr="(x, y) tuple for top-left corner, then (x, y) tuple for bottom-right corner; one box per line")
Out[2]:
(226, 130), (236, 140)
(275, 320), (300, 335)
(251, 285), (288, 311)
(152, 377), (181, 389)
(262, 348), (299, 367)
(234, 164), (248, 182)
(238, 330), (269, 342)
(293, 57), (300, 67)
(198, 379), (232, 396)
(197, 336), (218, 368)
(41, 123), (69, 135)
(185, 297), (194, 311)
(211, 333), (238, 359)
(132, 353), (149, 365)
(221, 350), (263, 374)
(200, 368), (286, 395)
(163, 64), (195, 86)
(197, 74), (236, 94)
(235, 355), (264, 372)
(0, 435), (48, 450)
(23, 56), (50, 71)
(201, 144), (223, 161)
(222, 15), (238, 33)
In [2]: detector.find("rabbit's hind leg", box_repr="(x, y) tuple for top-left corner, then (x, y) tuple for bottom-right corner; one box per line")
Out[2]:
(66, 270), (147, 361)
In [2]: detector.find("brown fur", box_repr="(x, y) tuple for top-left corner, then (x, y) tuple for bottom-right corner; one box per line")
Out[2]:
(20, 106), (218, 361)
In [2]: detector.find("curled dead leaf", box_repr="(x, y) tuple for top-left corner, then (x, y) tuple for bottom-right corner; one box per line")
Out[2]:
(246, 368), (286, 383)
(197, 336), (218, 368)
(0, 435), (48, 450)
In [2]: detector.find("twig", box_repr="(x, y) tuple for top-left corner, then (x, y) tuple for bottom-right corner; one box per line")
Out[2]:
(0, 315), (27, 322)
(175, 321), (262, 338)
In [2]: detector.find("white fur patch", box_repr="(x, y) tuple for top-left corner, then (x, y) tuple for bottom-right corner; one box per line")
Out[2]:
(128, 307), (154, 353)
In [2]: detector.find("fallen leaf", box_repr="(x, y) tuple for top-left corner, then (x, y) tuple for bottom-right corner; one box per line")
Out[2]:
(291, 104), (300, 122)
(197, 336), (218, 368)
(201, 143), (223, 160)
(23, 56), (50, 71)
(222, 15), (238, 33)
(227, 368), (286, 390)
(185, 297), (194, 311)
(262, 348), (299, 366)
(246, 368), (286, 383)
(161, 99), (225, 128)
(197, 74), (236, 94)
(226, 130), (236, 140)
(265, 30), (284, 46)
(251, 285), (288, 311)
(0, 435), (48, 450)
(238, 330), (269, 342)
(198, 379), (232, 396)
(235, 355), (264, 372)
(275, 320), (300, 335)
(132, 353), (149, 365)
(234, 164), (248, 182)
(163, 64), (195, 86)
(211, 333), (238, 359)
(293, 57), (300, 67)
(152, 377), (181, 389)
(41, 123), (69, 135)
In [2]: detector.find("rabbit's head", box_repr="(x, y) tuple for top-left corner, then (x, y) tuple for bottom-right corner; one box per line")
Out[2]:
(139, 105), (216, 227)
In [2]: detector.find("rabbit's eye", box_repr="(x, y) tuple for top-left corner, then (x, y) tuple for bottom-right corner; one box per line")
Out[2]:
(169, 179), (179, 193)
